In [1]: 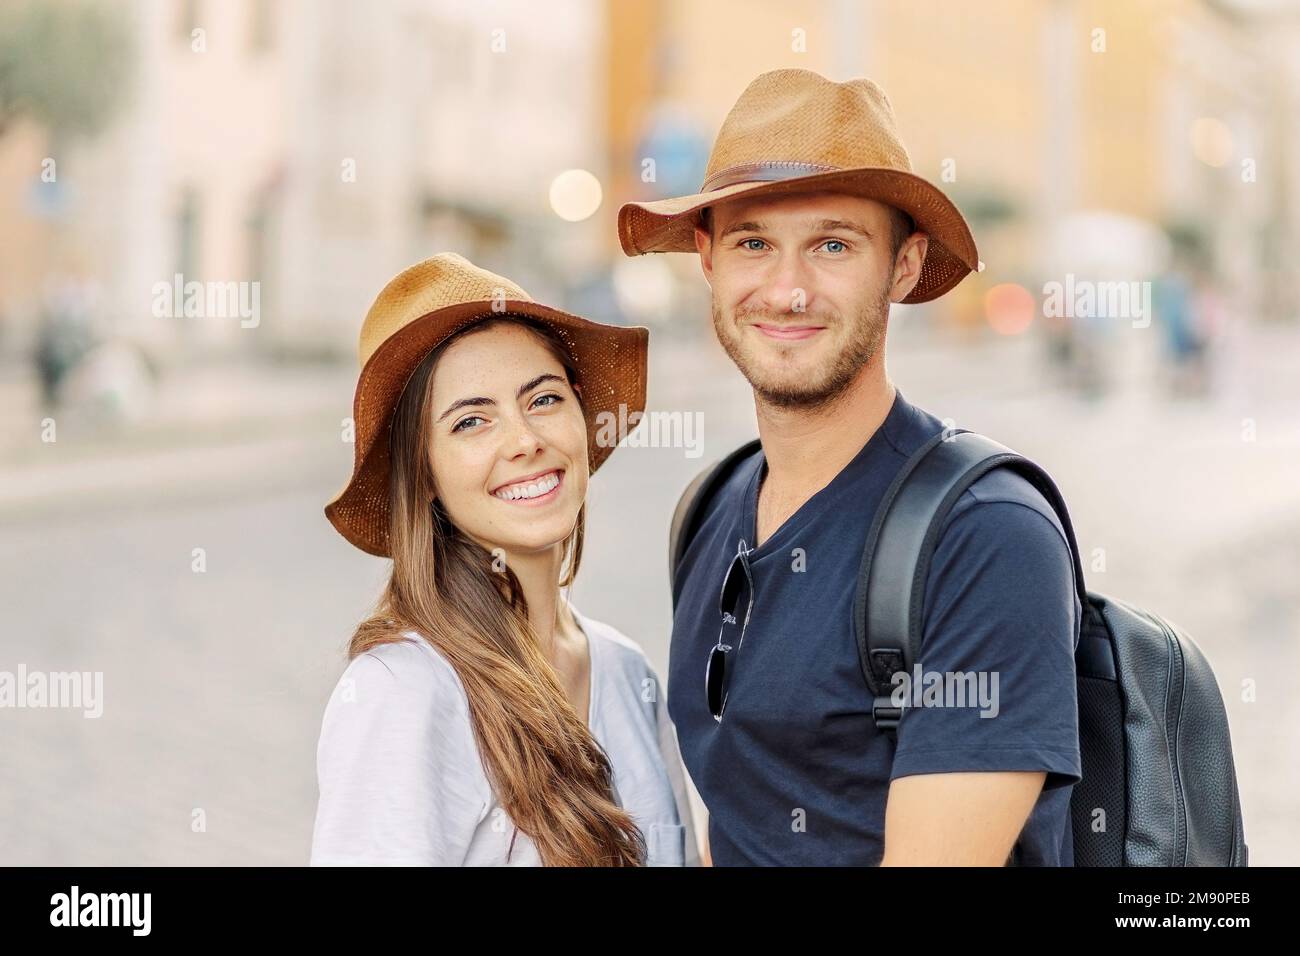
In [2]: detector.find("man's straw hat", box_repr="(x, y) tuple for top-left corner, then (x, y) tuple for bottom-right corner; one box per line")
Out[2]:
(618, 68), (981, 303)
(325, 253), (648, 558)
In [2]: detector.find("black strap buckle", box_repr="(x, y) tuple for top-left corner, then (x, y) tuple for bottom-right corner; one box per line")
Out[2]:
(868, 647), (905, 685)
(872, 697), (903, 732)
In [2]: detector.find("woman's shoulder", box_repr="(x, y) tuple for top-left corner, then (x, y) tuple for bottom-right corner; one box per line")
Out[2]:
(312, 632), (491, 865)
(573, 606), (644, 655)
(571, 607), (664, 691)
(323, 631), (472, 725)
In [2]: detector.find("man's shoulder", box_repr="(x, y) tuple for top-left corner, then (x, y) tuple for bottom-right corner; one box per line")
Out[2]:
(688, 441), (763, 524)
(946, 466), (1071, 552)
(926, 462), (1082, 644)
(895, 396), (1071, 550)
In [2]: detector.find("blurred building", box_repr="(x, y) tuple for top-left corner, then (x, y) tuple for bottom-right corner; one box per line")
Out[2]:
(2, 0), (1297, 373)
(0, 0), (606, 364)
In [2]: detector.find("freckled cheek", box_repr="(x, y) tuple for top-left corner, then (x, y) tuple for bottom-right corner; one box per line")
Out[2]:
(539, 413), (590, 480)
(430, 441), (498, 512)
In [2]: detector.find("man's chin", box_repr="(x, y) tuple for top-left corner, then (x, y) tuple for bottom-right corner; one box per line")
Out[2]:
(744, 352), (825, 386)
(750, 373), (849, 410)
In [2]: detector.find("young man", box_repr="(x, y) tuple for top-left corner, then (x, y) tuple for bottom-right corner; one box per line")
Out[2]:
(619, 69), (1082, 866)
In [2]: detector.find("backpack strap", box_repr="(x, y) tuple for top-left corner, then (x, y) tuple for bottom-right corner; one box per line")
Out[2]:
(668, 439), (762, 602)
(854, 430), (1088, 737)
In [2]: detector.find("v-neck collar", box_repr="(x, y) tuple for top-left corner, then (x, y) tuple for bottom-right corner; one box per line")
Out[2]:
(741, 387), (907, 557)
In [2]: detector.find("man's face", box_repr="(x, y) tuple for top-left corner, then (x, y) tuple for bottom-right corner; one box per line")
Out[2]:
(694, 191), (925, 409)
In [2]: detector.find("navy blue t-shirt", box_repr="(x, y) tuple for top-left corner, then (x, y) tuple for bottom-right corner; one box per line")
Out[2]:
(668, 389), (1082, 866)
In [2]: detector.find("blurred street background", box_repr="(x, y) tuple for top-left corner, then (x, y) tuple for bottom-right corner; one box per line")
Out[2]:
(1, 0), (1297, 865)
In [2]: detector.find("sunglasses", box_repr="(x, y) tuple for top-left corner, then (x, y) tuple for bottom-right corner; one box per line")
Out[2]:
(705, 539), (755, 721)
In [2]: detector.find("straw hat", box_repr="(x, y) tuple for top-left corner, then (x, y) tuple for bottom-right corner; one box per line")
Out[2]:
(325, 253), (649, 558)
(617, 68), (981, 303)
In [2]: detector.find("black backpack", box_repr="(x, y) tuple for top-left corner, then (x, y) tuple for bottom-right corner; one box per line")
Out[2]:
(668, 428), (1248, 866)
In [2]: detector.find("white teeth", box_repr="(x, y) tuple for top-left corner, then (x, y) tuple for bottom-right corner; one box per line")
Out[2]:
(494, 472), (560, 501)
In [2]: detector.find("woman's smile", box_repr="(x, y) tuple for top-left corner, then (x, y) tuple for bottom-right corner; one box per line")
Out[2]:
(491, 468), (565, 506)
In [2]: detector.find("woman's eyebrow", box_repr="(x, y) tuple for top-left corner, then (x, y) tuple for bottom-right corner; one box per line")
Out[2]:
(436, 395), (493, 423)
(516, 372), (565, 397)
(436, 372), (566, 423)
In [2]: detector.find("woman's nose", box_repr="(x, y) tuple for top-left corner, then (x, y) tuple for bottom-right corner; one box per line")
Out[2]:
(501, 412), (545, 458)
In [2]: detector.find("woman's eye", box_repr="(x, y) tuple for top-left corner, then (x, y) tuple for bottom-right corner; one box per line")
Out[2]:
(452, 415), (485, 433)
(532, 393), (563, 409)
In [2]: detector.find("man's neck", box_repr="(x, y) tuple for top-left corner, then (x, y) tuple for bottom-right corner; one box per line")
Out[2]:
(752, 362), (896, 542)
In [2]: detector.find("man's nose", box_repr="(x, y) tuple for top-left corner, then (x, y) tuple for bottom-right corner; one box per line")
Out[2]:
(758, 251), (814, 315)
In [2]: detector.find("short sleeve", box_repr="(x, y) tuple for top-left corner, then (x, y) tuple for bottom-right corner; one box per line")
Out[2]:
(889, 489), (1082, 792)
(310, 640), (491, 865)
(653, 667), (703, 866)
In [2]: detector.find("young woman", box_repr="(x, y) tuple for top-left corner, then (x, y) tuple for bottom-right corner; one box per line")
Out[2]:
(313, 252), (699, 866)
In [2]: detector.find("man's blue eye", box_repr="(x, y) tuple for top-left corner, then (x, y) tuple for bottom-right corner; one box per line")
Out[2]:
(741, 238), (766, 251)
(823, 239), (847, 253)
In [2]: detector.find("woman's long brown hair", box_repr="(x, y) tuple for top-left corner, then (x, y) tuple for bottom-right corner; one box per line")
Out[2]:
(347, 315), (646, 866)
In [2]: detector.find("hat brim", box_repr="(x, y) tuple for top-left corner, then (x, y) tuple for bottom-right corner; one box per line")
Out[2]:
(617, 167), (980, 304)
(325, 300), (648, 558)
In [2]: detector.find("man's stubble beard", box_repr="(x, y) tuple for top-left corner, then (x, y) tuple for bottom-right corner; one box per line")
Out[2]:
(712, 282), (892, 411)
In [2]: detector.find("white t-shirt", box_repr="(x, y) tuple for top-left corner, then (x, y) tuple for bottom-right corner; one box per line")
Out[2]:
(310, 603), (700, 866)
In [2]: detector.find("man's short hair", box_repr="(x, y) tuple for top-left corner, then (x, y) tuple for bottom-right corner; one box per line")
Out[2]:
(698, 202), (915, 259)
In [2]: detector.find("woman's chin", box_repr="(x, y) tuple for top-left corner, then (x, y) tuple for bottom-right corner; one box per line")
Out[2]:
(479, 510), (581, 557)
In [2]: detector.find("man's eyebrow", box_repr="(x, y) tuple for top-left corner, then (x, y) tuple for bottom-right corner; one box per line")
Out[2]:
(718, 220), (766, 240)
(717, 218), (875, 241)
(814, 218), (874, 239)
(436, 372), (567, 423)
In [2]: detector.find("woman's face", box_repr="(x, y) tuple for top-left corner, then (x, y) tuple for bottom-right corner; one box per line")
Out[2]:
(427, 322), (589, 557)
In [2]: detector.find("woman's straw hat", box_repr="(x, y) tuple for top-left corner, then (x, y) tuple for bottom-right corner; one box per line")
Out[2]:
(617, 68), (981, 303)
(325, 253), (648, 558)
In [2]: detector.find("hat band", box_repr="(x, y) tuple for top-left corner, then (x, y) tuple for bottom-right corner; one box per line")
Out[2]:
(700, 160), (841, 193)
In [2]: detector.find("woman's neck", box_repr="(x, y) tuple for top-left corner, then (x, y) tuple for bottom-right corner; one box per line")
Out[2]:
(500, 544), (572, 659)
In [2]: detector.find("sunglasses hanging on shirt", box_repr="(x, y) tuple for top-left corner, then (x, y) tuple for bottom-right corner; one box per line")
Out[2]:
(706, 538), (755, 721)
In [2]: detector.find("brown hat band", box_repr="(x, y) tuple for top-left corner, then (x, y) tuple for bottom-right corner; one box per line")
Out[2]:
(700, 160), (841, 193)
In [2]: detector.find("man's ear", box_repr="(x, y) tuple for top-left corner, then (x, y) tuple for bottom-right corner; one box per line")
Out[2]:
(694, 222), (714, 284)
(889, 232), (929, 303)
